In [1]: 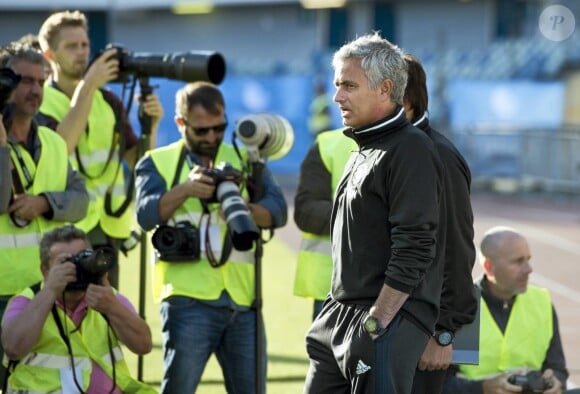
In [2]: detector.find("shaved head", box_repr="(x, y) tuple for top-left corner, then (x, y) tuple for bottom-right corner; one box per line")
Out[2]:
(479, 226), (532, 299)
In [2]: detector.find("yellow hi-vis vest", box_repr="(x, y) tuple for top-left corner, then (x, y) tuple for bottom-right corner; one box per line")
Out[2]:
(308, 94), (331, 135)
(293, 130), (355, 300)
(6, 287), (156, 393)
(147, 140), (256, 306)
(39, 85), (132, 239)
(459, 285), (553, 379)
(0, 127), (68, 296)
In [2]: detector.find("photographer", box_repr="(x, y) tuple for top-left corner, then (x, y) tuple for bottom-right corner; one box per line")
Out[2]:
(0, 43), (88, 384)
(293, 128), (355, 321)
(1, 225), (155, 393)
(135, 81), (287, 393)
(443, 227), (569, 394)
(36, 10), (164, 288)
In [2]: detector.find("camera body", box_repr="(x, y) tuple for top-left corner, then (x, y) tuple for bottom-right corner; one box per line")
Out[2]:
(65, 248), (113, 291)
(507, 370), (552, 394)
(201, 162), (259, 251)
(0, 67), (20, 112)
(152, 221), (201, 262)
(97, 44), (226, 84)
(201, 162), (243, 203)
(0, 67), (21, 127)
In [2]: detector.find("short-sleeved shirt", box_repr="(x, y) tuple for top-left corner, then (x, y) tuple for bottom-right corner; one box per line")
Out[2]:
(3, 291), (137, 394)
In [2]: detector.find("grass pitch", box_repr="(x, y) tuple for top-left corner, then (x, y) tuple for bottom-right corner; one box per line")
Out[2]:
(119, 232), (312, 393)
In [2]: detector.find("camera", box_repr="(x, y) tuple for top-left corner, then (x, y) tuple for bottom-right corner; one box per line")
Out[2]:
(201, 162), (243, 203)
(235, 113), (294, 162)
(216, 180), (260, 251)
(508, 370), (553, 393)
(152, 221), (201, 262)
(98, 44), (226, 84)
(0, 67), (21, 126)
(65, 248), (114, 291)
(202, 162), (259, 251)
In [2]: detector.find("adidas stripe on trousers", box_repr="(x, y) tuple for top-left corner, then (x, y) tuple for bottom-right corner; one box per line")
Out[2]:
(304, 297), (429, 394)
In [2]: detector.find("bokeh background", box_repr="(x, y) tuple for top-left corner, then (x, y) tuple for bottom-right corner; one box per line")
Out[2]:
(3, 0), (580, 190)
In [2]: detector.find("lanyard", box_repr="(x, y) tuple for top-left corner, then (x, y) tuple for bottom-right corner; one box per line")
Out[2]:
(9, 142), (34, 191)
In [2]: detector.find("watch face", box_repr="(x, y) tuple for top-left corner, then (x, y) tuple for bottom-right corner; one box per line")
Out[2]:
(437, 331), (453, 346)
(364, 316), (379, 334)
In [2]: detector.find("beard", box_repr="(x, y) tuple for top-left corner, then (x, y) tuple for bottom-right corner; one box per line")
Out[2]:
(61, 60), (87, 81)
(186, 135), (222, 162)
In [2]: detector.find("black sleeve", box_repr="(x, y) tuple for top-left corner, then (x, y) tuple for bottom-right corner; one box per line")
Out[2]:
(0, 146), (11, 213)
(436, 144), (478, 331)
(384, 131), (442, 292)
(542, 306), (569, 389)
(293, 141), (333, 235)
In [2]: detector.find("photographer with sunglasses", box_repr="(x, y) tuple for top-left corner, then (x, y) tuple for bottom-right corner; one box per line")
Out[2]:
(135, 81), (287, 394)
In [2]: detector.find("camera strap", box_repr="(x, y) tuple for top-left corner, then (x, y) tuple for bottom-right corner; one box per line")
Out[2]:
(8, 142), (34, 191)
(171, 146), (189, 188)
(104, 112), (134, 219)
(200, 201), (232, 268)
(50, 304), (87, 394)
(74, 133), (118, 181)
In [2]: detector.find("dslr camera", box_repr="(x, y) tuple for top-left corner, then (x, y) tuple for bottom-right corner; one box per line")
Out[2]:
(0, 67), (20, 126)
(97, 44), (226, 84)
(507, 370), (553, 394)
(152, 221), (201, 262)
(202, 162), (259, 252)
(201, 162), (243, 203)
(65, 248), (114, 291)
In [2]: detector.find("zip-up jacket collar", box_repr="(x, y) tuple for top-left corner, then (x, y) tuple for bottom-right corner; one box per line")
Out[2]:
(343, 106), (409, 146)
(412, 111), (429, 131)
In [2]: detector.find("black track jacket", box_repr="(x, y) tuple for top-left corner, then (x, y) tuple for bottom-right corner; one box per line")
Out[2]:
(330, 106), (444, 334)
(414, 114), (478, 333)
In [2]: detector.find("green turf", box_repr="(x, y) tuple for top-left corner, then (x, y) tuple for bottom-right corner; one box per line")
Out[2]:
(119, 233), (313, 393)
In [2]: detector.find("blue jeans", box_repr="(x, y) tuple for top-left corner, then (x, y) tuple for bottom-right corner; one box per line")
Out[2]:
(160, 296), (266, 394)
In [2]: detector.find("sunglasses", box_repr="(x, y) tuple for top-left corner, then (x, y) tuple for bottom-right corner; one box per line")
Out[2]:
(182, 118), (228, 136)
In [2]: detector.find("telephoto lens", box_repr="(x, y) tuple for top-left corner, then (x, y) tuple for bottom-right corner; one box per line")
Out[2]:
(235, 113), (294, 161)
(216, 181), (259, 251)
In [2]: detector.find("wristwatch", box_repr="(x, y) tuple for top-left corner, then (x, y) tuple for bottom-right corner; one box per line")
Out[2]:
(433, 330), (454, 346)
(362, 315), (388, 336)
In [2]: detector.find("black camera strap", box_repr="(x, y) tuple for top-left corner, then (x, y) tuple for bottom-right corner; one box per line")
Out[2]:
(51, 295), (118, 394)
(8, 142), (34, 191)
(200, 200), (233, 268)
(103, 114), (133, 219)
(171, 146), (189, 188)
(50, 304), (87, 394)
(74, 130), (118, 181)
(173, 146), (234, 268)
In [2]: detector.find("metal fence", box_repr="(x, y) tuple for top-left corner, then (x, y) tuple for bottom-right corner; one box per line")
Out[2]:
(451, 129), (580, 194)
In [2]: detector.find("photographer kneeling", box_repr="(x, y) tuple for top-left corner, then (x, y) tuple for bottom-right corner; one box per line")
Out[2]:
(443, 227), (571, 394)
(135, 81), (287, 394)
(1, 224), (155, 393)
